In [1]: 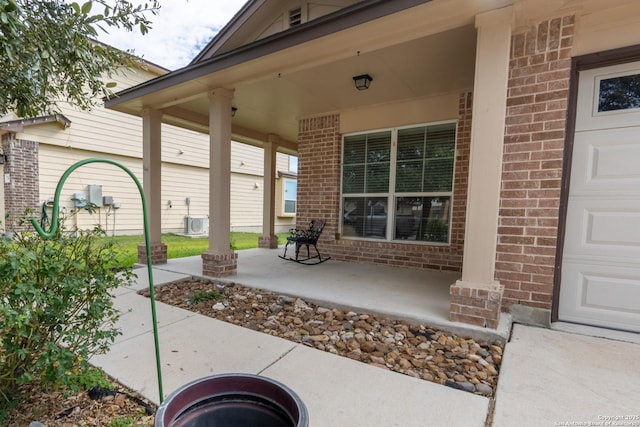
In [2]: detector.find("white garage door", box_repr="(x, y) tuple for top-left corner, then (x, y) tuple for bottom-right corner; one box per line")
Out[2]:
(559, 61), (640, 333)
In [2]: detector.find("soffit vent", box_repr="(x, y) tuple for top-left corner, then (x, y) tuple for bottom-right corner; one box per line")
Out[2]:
(289, 7), (302, 27)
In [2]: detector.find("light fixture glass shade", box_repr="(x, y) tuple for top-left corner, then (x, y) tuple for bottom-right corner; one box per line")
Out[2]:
(353, 74), (373, 90)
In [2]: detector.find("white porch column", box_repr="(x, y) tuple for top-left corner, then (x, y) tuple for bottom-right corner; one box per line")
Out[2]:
(259, 135), (279, 248)
(138, 108), (167, 264)
(202, 88), (237, 277)
(450, 6), (512, 328)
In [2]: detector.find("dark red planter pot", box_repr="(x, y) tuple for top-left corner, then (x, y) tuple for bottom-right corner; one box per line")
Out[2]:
(155, 374), (309, 427)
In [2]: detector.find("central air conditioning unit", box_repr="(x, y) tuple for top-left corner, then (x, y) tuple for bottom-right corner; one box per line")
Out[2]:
(185, 216), (208, 235)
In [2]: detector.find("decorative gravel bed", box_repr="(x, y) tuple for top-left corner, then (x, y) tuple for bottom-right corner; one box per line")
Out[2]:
(140, 278), (505, 397)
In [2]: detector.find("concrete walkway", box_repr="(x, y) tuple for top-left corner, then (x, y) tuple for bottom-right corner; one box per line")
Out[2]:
(91, 258), (640, 426)
(92, 268), (490, 426)
(492, 324), (640, 427)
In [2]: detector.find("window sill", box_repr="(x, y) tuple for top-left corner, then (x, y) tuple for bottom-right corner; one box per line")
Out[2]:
(338, 235), (450, 246)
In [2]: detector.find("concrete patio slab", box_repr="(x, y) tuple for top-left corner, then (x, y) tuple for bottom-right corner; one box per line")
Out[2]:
(492, 324), (640, 427)
(154, 251), (511, 342)
(262, 344), (490, 427)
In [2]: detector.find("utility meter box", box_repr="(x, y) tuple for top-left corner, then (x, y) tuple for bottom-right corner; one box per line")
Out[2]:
(103, 195), (114, 206)
(88, 184), (103, 207)
(73, 192), (87, 207)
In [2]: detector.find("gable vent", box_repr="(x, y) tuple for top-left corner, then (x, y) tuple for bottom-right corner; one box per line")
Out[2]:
(289, 7), (302, 27)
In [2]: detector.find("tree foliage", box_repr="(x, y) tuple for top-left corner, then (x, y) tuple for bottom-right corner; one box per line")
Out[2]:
(0, 0), (160, 117)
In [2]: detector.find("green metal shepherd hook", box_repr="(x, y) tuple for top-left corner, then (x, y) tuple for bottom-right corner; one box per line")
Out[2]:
(30, 158), (165, 403)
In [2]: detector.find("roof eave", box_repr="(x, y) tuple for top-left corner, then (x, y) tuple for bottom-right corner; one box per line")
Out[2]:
(105, 0), (431, 110)
(0, 113), (72, 132)
(189, 0), (265, 64)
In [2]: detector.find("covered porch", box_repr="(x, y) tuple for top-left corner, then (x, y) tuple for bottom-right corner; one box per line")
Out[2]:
(141, 248), (511, 342)
(107, 1), (516, 330)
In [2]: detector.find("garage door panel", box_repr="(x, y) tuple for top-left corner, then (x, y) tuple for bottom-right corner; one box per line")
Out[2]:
(561, 60), (640, 332)
(564, 199), (640, 259)
(560, 262), (640, 332)
(571, 129), (640, 194)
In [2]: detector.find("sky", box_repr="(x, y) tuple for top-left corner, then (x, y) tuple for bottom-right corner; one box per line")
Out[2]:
(98, 0), (248, 70)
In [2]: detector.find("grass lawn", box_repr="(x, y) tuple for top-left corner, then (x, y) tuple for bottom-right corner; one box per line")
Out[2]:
(105, 232), (290, 267)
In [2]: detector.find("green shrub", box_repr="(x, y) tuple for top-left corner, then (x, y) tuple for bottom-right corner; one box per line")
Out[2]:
(0, 218), (133, 403)
(65, 366), (114, 396)
(188, 289), (224, 305)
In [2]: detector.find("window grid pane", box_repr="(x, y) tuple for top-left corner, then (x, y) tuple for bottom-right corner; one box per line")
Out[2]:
(284, 200), (296, 214)
(284, 179), (297, 214)
(598, 74), (640, 112)
(341, 122), (455, 244)
(396, 123), (455, 193)
(394, 196), (450, 242)
(342, 197), (388, 239)
(343, 131), (391, 194)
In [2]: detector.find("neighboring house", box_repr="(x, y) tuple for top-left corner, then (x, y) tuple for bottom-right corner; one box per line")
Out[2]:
(103, 0), (640, 334)
(0, 58), (297, 237)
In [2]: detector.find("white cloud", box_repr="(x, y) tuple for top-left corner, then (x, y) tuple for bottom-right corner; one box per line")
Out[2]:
(98, 0), (247, 70)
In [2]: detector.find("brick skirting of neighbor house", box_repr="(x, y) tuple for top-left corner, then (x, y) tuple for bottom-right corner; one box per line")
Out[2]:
(2, 134), (39, 233)
(202, 251), (238, 277)
(450, 281), (505, 329)
(258, 234), (279, 249)
(137, 243), (168, 265)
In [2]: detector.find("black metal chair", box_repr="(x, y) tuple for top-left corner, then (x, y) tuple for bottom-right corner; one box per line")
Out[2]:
(279, 219), (330, 265)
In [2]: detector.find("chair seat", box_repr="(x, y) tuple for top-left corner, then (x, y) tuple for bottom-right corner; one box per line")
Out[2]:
(278, 219), (330, 265)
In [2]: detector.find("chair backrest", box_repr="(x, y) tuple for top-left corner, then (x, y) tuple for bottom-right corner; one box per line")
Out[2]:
(307, 219), (326, 242)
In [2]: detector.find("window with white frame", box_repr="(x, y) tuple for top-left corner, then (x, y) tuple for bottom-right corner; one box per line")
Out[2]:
(341, 121), (456, 243)
(283, 178), (297, 214)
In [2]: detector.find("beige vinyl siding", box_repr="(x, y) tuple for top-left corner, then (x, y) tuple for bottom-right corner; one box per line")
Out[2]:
(231, 143), (264, 175)
(39, 146), (212, 235)
(229, 144), (295, 232)
(21, 69), (210, 168)
(231, 144), (290, 175)
(25, 104), (211, 168)
(161, 163), (209, 233)
(162, 125), (209, 168)
(230, 173), (264, 231)
(39, 145), (144, 234)
(276, 153), (290, 174)
(37, 142), (294, 235)
(24, 71), (150, 158)
(26, 66), (295, 235)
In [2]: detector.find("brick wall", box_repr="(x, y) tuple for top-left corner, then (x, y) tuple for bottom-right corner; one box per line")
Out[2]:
(496, 15), (574, 310)
(2, 134), (39, 232)
(297, 92), (472, 272)
(297, 114), (342, 237)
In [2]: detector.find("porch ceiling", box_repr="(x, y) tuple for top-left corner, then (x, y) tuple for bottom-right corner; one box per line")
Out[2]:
(208, 25), (476, 147)
(108, 5), (478, 153)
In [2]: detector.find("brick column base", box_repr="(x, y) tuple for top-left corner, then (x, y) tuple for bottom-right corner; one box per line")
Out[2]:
(450, 281), (504, 329)
(202, 251), (238, 277)
(137, 243), (168, 265)
(258, 234), (279, 249)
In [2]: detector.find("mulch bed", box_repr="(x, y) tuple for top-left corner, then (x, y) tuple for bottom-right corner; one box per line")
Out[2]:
(2, 376), (156, 426)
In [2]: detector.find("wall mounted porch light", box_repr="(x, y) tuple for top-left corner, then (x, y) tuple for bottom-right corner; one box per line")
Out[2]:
(231, 106), (238, 117)
(353, 74), (373, 90)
